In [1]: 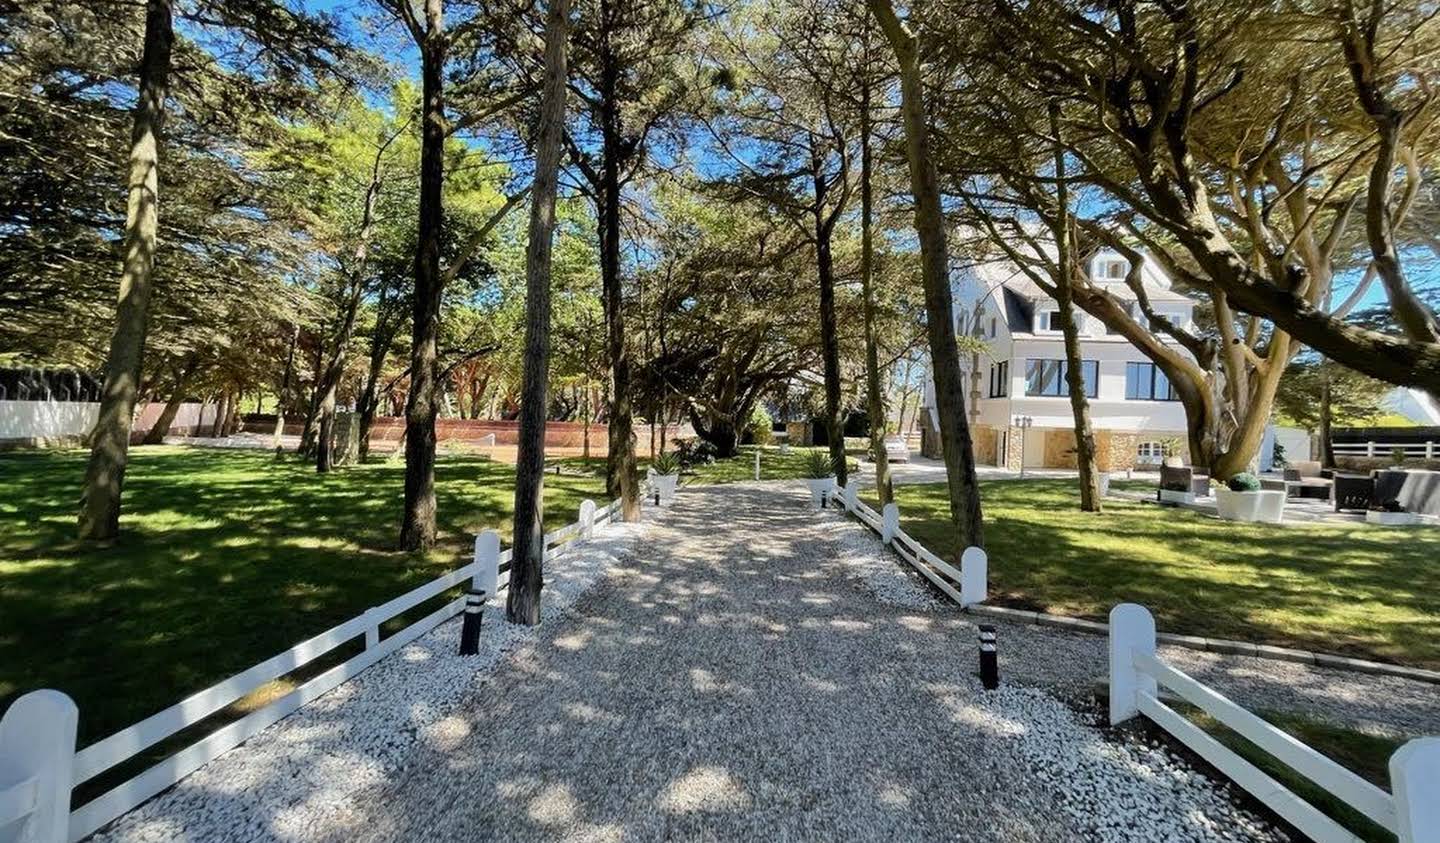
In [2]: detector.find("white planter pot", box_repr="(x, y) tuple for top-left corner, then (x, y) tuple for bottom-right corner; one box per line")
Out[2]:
(1214, 488), (1286, 524)
(651, 474), (679, 504)
(1158, 489), (1195, 506)
(806, 477), (837, 509)
(1365, 510), (1422, 526)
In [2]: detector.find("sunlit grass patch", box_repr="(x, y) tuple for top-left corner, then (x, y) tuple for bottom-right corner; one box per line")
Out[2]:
(867, 479), (1440, 669)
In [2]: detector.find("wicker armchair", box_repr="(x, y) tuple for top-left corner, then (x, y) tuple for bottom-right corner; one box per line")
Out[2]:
(1158, 465), (1211, 499)
(1332, 474), (1375, 512)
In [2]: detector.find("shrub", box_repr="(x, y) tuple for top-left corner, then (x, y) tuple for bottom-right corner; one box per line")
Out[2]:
(803, 449), (836, 479)
(749, 405), (774, 447)
(1391, 446), (1407, 466)
(674, 438), (720, 468)
(1271, 441), (1287, 468)
(1226, 472), (1261, 492)
(651, 452), (680, 476)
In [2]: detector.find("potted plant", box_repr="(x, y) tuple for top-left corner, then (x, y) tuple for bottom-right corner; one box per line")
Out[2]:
(1214, 472), (1286, 523)
(1158, 479), (1194, 506)
(803, 449), (837, 509)
(649, 452), (681, 504)
(1365, 499), (1420, 526)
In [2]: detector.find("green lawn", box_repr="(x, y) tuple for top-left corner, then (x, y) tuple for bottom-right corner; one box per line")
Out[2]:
(870, 480), (1440, 669)
(0, 446), (605, 744)
(685, 445), (858, 484)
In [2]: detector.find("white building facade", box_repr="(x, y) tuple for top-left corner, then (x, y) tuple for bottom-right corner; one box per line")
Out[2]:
(920, 247), (1198, 471)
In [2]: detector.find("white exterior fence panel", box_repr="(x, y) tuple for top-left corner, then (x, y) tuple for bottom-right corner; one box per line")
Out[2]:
(1109, 602), (1437, 843)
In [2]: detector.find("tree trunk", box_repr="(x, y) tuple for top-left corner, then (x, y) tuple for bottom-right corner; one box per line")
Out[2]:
(859, 75), (891, 506)
(1049, 103), (1100, 512)
(78, 0), (173, 541)
(141, 355), (198, 445)
(274, 323), (298, 454)
(1319, 369), (1335, 468)
(399, 0), (447, 551)
(815, 211), (847, 487)
(596, 0), (641, 522)
(299, 340), (325, 456)
(868, 0), (984, 551)
(317, 167), (384, 474)
(223, 393), (240, 436)
(507, 0), (569, 626)
(357, 308), (394, 462)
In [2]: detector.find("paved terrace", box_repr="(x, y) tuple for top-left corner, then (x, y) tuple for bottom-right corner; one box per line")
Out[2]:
(92, 483), (1440, 843)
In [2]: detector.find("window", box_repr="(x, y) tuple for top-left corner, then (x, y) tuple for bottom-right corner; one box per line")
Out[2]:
(1136, 441), (1165, 464)
(1025, 359), (1097, 398)
(989, 317), (997, 339)
(1096, 258), (1126, 280)
(1036, 310), (1059, 332)
(1125, 361), (1179, 400)
(988, 361), (1009, 398)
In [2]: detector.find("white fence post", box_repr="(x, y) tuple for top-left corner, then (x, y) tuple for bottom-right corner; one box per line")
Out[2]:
(842, 483), (858, 512)
(881, 503), (899, 544)
(1427, 441), (1435, 460)
(1392, 738), (1440, 843)
(363, 609), (380, 650)
(1108, 603), (1157, 726)
(0, 690), (77, 843)
(1367, 441), (1376, 458)
(754, 449), (760, 481)
(579, 499), (596, 539)
(472, 530), (500, 600)
(960, 546), (987, 606)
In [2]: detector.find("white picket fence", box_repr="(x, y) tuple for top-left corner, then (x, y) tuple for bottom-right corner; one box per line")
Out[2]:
(822, 482), (987, 607)
(1109, 603), (1439, 843)
(0, 497), (624, 843)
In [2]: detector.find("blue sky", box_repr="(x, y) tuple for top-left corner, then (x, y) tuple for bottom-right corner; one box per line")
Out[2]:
(299, 0), (1432, 315)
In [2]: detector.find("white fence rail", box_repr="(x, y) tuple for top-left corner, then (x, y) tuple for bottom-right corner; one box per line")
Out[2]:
(1109, 603), (1438, 843)
(1331, 440), (1438, 460)
(822, 483), (987, 607)
(1, 497), (623, 843)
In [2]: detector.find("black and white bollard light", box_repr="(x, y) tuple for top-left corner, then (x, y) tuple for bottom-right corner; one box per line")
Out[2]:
(978, 624), (999, 690)
(459, 589), (487, 655)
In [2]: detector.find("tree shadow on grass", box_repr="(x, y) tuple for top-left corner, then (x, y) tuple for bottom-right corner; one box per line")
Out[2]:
(0, 446), (606, 744)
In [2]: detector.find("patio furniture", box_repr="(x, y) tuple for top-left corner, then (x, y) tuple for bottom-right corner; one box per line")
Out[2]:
(1372, 469), (1440, 517)
(1282, 460), (1333, 500)
(1333, 474), (1375, 512)
(1157, 465), (1210, 501)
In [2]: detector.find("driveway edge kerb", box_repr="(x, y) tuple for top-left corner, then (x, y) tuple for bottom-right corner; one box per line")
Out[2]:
(965, 604), (1440, 685)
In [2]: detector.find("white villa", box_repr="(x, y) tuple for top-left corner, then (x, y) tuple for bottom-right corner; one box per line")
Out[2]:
(919, 246), (1198, 471)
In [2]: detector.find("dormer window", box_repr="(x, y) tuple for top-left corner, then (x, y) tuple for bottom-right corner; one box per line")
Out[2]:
(1095, 258), (1127, 280)
(1035, 310), (1060, 332)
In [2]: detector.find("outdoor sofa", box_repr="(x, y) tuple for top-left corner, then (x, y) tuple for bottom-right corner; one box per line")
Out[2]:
(1333, 468), (1440, 516)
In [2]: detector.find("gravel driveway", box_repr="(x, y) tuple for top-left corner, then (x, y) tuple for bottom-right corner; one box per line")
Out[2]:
(271, 483), (1283, 842)
(106, 482), (1420, 841)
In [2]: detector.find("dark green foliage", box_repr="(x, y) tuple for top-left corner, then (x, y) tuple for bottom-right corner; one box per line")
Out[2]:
(1227, 472), (1261, 492)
